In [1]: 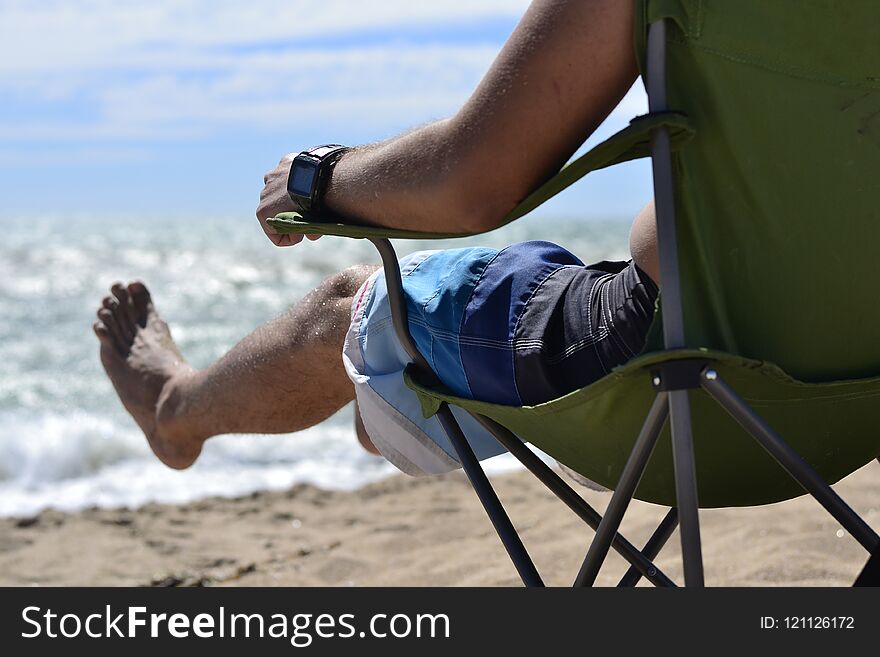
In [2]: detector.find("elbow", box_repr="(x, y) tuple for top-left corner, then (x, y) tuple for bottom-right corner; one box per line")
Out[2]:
(442, 197), (507, 236)
(437, 172), (517, 235)
(424, 118), (521, 234)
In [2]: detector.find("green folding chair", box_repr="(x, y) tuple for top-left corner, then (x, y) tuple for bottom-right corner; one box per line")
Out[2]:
(269, 0), (880, 586)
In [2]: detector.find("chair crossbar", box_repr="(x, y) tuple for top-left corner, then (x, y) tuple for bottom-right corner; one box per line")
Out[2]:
(355, 12), (879, 586)
(368, 235), (677, 587)
(618, 508), (680, 587)
(855, 549), (880, 587)
(700, 369), (880, 555)
(575, 393), (670, 586)
(472, 413), (676, 587)
(436, 403), (544, 586)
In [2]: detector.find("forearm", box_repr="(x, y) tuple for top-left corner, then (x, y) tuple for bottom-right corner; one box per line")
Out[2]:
(259, 0), (637, 244)
(323, 119), (484, 234)
(322, 0), (637, 236)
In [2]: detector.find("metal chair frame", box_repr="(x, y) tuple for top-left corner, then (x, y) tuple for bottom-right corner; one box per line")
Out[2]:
(362, 20), (880, 587)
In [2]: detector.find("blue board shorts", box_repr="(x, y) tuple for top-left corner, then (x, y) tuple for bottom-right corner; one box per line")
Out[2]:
(342, 240), (658, 476)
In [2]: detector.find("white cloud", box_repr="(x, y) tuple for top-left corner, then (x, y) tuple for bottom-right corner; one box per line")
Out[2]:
(0, 42), (502, 141)
(0, 0), (531, 73)
(0, 0), (647, 152)
(0, 0), (531, 142)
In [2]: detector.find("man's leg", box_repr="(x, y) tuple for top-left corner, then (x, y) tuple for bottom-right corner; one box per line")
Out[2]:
(93, 265), (379, 469)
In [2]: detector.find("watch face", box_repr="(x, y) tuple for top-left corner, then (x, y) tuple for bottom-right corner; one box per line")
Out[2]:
(288, 158), (319, 198)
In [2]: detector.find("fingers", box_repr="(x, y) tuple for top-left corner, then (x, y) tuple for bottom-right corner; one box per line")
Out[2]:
(274, 233), (305, 247)
(255, 189), (295, 223)
(257, 152), (313, 247)
(255, 205), (306, 247)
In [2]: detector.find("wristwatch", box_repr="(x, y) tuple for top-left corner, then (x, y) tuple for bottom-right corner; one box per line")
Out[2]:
(286, 144), (350, 216)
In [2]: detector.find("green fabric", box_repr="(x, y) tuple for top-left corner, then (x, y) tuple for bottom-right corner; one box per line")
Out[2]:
(404, 0), (880, 507)
(272, 0), (880, 508)
(266, 112), (693, 239)
(404, 351), (880, 508)
(637, 0), (880, 382)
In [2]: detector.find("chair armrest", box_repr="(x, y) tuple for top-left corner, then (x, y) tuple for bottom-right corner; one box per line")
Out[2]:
(268, 111), (694, 240)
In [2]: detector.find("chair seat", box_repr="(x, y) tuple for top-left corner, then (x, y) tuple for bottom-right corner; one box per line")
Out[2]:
(404, 348), (880, 508)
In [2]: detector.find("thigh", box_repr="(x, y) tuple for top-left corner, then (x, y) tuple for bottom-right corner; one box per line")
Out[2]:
(342, 248), (508, 476)
(419, 241), (657, 406)
(512, 256), (658, 404)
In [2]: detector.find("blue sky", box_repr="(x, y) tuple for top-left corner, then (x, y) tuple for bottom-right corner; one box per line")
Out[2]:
(0, 0), (652, 221)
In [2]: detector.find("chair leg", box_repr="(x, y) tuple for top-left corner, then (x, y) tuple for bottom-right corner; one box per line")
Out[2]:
(701, 369), (880, 554)
(472, 412), (676, 587)
(436, 404), (544, 587)
(367, 237), (543, 586)
(854, 548), (880, 587)
(618, 508), (679, 587)
(646, 16), (707, 587)
(574, 393), (670, 587)
(668, 389), (705, 587)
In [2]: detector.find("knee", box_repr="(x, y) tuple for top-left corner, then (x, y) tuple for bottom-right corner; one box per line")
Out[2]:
(297, 265), (377, 348)
(323, 265), (378, 300)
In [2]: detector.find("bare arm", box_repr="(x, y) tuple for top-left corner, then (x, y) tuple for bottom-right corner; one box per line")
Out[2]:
(257, 0), (638, 244)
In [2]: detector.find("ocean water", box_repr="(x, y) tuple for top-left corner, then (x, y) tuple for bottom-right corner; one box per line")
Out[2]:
(0, 213), (631, 516)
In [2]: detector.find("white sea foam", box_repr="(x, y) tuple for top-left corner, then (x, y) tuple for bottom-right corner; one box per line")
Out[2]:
(0, 411), (398, 517)
(0, 213), (630, 516)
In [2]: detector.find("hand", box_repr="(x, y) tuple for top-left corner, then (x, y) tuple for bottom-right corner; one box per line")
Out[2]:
(256, 153), (322, 247)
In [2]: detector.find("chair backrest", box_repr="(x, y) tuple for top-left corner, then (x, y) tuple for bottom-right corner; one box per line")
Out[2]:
(638, 0), (880, 382)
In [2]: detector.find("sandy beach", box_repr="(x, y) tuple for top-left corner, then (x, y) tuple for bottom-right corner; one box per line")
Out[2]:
(1, 460), (876, 587)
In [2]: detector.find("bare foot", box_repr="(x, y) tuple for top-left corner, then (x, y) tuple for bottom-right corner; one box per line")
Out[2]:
(94, 282), (204, 469)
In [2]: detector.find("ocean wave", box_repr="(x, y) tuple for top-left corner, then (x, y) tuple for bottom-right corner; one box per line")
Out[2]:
(0, 213), (628, 515)
(0, 406), (398, 516)
(0, 410), (146, 485)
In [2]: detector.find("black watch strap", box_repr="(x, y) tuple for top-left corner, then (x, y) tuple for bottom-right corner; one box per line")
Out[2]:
(311, 145), (348, 215)
(287, 144), (349, 216)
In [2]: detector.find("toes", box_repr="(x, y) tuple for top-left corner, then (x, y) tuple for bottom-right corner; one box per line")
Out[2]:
(110, 282), (136, 341)
(93, 321), (114, 347)
(96, 281), (156, 353)
(111, 282), (133, 319)
(127, 281), (153, 327)
(102, 294), (133, 342)
(97, 308), (126, 355)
